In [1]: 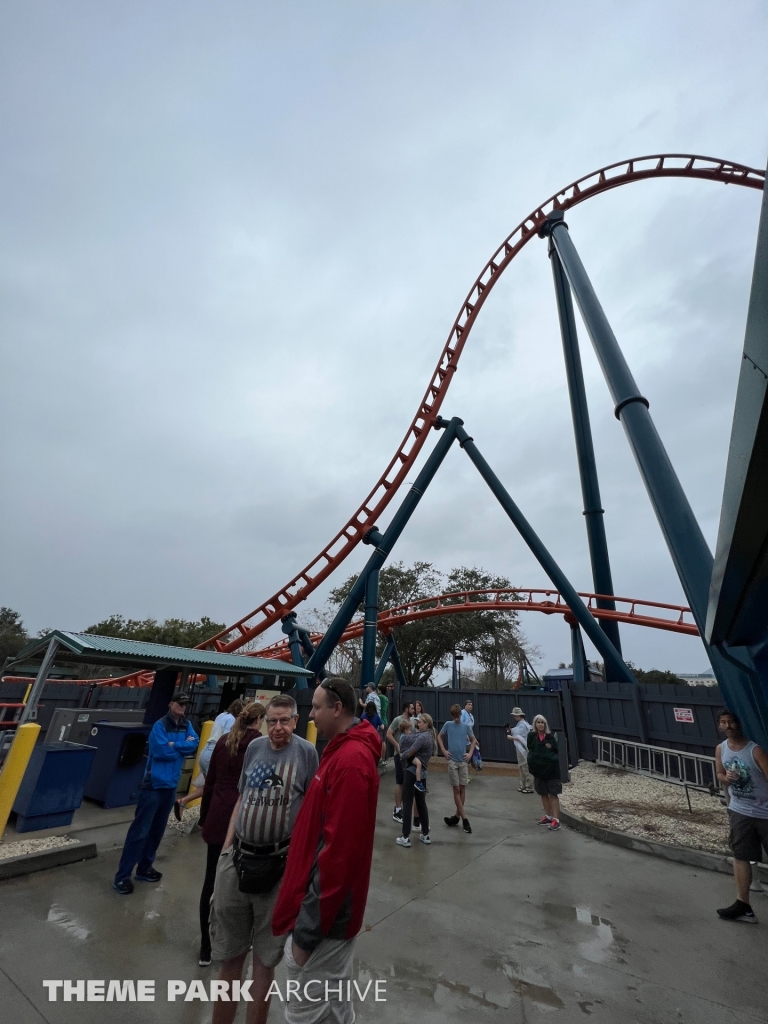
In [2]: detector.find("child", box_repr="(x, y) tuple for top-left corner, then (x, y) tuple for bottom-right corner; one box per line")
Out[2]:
(399, 717), (428, 792)
(362, 700), (384, 739)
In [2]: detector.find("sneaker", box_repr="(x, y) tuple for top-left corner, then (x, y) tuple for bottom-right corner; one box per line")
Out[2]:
(112, 879), (134, 895)
(538, 815), (552, 825)
(198, 947), (212, 967)
(414, 781), (426, 792)
(135, 868), (163, 883)
(419, 834), (431, 845)
(173, 800), (183, 822)
(392, 809), (403, 823)
(717, 900), (758, 923)
(396, 836), (411, 847)
(548, 818), (561, 831)
(412, 823), (422, 833)
(444, 815), (460, 827)
(462, 818), (472, 833)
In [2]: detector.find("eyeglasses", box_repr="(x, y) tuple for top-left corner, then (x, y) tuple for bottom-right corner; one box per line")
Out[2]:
(265, 715), (296, 727)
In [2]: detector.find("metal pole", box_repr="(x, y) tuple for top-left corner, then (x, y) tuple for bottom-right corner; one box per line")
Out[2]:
(360, 569), (379, 689)
(544, 211), (766, 741)
(307, 418), (461, 676)
(373, 636), (395, 686)
(569, 622), (587, 683)
(549, 242), (622, 654)
(452, 651), (458, 689)
(18, 638), (60, 725)
(451, 421), (638, 684)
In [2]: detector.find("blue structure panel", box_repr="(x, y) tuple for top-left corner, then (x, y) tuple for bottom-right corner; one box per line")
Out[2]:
(13, 741), (97, 832)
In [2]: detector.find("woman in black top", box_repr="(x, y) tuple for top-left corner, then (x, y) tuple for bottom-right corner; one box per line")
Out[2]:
(527, 714), (562, 831)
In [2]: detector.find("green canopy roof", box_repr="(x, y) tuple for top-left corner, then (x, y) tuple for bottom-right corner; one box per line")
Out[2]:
(11, 631), (311, 679)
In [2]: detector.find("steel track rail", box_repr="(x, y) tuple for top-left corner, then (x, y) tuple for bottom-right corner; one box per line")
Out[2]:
(251, 588), (699, 662)
(202, 155), (764, 653)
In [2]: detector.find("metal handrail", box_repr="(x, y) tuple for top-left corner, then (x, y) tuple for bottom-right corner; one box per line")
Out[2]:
(592, 734), (722, 811)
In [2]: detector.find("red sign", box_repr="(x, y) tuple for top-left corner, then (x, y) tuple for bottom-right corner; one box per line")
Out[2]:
(674, 707), (694, 723)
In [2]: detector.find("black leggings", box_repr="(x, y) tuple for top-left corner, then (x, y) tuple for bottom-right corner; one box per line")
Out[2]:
(402, 771), (429, 838)
(199, 842), (223, 952)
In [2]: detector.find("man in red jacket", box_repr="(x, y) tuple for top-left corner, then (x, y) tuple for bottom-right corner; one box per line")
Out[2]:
(272, 677), (381, 1023)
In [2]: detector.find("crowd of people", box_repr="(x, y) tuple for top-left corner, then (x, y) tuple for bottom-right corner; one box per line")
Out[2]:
(110, 680), (768, 1022)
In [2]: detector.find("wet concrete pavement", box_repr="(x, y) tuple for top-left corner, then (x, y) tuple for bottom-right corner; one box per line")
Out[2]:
(0, 770), (765, 1024)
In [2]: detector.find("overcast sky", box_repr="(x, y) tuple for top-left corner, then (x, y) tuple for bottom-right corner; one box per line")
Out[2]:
(2, 1), (767, 678)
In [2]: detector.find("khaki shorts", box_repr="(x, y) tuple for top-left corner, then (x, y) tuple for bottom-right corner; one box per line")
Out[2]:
(448, 760), (469, 787)
(209, 848), (286, 966)
(283, 933), (356, 1024)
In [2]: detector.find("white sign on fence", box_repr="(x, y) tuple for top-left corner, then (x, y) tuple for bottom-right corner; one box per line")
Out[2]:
(673, 707), (695, 723)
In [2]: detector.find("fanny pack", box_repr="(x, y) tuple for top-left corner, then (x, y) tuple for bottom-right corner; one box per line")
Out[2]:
(232, 837), (290, 895)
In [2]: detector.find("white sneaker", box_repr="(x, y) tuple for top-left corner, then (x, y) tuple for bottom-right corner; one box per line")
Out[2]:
(412, 823), (422, 832)
(396, 836), (411, 847)
(419, 834), (431, 844)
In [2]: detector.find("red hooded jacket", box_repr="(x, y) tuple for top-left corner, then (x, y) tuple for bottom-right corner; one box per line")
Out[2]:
(272, 718), (380, 951)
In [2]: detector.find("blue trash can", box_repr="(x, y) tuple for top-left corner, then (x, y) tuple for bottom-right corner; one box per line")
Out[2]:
(12, 741), (97, 832)
(83, 723), (150, 808)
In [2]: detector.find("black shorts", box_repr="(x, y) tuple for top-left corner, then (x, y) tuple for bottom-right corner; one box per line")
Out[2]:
(534, 776), (562, 797)
(728, 810), (768, 862)
(394, 753), (404, 785)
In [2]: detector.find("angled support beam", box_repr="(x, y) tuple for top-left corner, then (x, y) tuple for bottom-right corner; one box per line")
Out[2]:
(360, 569), (379, 690)
(307, 418), (462, 678)
(545, 210), (768, 744)
(548, 239), (622, 654)
(18, 638), (60, 725)
(450, 421), (637, 684)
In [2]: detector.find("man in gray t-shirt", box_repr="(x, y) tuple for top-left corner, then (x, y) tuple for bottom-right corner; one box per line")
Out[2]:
(209, 695), (318, 1024)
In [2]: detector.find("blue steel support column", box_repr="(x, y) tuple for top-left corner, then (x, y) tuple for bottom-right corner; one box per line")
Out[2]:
(360, 569), (379, 691)
(373, 636), (395, 686)
(546, 211), (767, 744)
(307, 418), (461, 678)
(549, 240), (622, 654)
(452, 421), (638, 684)
(568, 621), (588, 684)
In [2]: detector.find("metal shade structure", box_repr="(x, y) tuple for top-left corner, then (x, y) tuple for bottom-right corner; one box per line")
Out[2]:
(9, 631), (312, 680)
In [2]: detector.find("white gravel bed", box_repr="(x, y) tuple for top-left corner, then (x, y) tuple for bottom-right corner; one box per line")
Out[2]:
(561, 761), (730, 855)
(166, 805), (200, 835)
(0, 835), (80, 861)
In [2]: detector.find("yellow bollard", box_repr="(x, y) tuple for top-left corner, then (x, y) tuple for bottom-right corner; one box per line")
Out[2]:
(305, 721), (317, 747)
(184, 719), (214, 810)
(0, 723), (41, 839)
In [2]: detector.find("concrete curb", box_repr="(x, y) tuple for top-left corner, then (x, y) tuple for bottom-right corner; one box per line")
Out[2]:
(0, 842), (98, 881)
(559, 809), (768, 882)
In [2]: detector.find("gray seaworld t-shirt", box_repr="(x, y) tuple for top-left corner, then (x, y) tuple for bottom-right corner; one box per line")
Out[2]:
(236, 734), (319, 846)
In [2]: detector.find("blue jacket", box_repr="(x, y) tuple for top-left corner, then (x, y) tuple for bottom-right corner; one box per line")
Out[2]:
(143, 713), (199, 790)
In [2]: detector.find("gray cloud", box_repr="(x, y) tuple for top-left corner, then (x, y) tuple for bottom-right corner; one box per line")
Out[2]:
(2, 1), (767, 674)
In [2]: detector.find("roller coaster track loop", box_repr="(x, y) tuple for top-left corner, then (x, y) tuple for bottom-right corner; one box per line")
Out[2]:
(201, 155), (765, 654)
(250, 589), (700, 663)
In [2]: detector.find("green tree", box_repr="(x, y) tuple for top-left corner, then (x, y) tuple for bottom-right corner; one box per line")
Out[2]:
(84, 615), (230, 649)
(0, 607), (29, 663)
(328, 562), (533, 688)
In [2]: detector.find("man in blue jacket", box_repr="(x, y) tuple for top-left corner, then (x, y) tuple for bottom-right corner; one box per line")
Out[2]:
(113, 691), (199, 894)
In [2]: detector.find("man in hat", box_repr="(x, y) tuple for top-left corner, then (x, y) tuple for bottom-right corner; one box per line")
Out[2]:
(113, 691), (199, 894)
(507, 707), (534, 794)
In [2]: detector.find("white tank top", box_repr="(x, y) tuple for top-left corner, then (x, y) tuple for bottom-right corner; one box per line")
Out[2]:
(721, 739), (768, 820)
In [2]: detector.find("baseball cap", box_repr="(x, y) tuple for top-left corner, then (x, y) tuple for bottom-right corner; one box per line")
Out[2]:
(171, 691), (191, 704)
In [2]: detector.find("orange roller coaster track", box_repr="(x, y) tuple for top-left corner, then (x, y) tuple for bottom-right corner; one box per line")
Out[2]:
(200, 155), (764, 654)
(251, 589), (699, 663)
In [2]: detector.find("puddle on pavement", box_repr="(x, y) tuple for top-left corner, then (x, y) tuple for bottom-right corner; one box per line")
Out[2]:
(481, 952), (564, 1011)
(47, 904), (90, 941)
(357, 957), (515, 1010)
(542, 904), (627, 965)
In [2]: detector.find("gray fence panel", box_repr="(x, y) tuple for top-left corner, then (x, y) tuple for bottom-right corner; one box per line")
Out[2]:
(567, 680), (724, 759)
(91, 687), (149, 711)
(399, 687), (563, 764)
